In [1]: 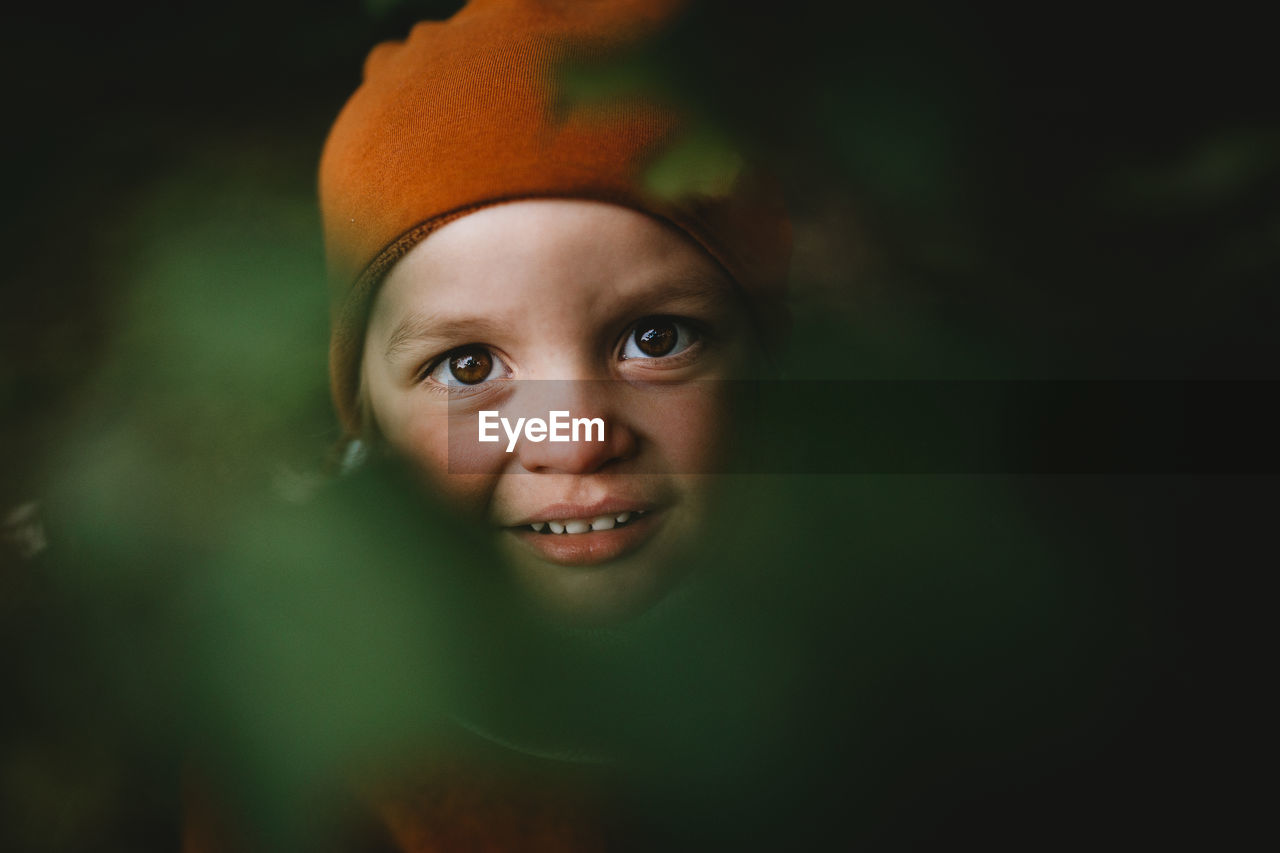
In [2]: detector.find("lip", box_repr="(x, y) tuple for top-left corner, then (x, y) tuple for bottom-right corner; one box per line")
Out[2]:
(505, 508), (664, 567)
(506, 499), (659, 527)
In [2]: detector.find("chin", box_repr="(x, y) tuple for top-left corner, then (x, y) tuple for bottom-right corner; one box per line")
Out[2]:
(496, 507), (699, 625)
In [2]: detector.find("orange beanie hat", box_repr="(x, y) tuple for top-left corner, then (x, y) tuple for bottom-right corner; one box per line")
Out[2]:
(320, 0), (791, 436)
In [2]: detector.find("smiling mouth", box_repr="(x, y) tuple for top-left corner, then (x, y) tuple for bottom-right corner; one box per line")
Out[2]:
(504, 509), (661, 567)
(524, 510), (647, 535)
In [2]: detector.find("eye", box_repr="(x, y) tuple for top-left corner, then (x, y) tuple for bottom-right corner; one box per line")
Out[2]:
(621, 317), (698, 360)
(426, 345), (508, 386)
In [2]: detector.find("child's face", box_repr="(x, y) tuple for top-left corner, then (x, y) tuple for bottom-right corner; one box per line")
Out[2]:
(361, 200), (753, 623)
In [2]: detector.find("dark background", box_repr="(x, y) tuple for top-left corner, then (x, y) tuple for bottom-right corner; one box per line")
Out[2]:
(3, 1), (1275, 849)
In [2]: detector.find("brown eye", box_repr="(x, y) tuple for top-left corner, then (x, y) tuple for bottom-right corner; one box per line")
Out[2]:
(448, 347), (492, 384)
(635, 320), (677, 356)
(427, 345), (503, 386)
(622, 317), (697, 361)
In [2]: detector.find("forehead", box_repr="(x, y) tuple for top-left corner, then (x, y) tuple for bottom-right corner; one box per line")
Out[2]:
(367, 199), (734, 333)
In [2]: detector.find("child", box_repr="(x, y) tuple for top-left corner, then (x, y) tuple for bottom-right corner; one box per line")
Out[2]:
(320, 0), (790, 625)
(186, 3), (795, 847)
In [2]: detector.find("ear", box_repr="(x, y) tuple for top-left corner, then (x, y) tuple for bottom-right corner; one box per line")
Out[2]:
(338, 437), (369, 475)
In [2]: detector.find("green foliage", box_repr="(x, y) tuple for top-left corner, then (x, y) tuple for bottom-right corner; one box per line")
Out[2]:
(4, 0), (1273, 849)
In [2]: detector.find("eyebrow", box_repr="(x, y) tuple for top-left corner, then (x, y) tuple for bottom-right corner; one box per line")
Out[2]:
(624, 271), (736, 307)
(383, 313), (501, 362)
(380, 270), (736, 362)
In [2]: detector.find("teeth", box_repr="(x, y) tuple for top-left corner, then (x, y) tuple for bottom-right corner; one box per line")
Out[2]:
(529, 511), (646, 534)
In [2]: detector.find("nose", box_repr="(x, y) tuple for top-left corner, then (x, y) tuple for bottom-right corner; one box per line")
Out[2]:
(513, 381), (638, 474)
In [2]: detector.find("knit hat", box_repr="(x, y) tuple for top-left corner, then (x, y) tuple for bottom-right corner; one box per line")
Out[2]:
(319, 0), (791, 436)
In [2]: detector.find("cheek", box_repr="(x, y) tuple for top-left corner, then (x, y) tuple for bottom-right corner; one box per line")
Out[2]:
(372, 395), (503, 516)
(629, 385), (734, 473)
